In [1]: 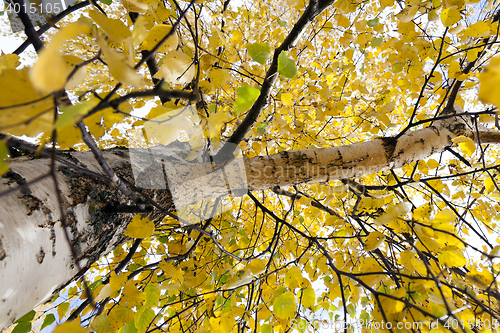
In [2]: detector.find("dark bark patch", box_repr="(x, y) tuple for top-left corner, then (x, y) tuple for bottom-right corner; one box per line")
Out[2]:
(50, 229), (56, 256)
(381, 137), (397, 161)
(57, 165), (104, 205)
(0, 239), (6, 261)
(22, 194), (48, 215)
(36, 247), (45, 263)
(2, 170), (52, 215)
(2, 170), (31, 196)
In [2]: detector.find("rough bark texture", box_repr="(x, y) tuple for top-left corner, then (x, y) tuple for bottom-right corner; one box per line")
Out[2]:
(0, 116), (496, 328)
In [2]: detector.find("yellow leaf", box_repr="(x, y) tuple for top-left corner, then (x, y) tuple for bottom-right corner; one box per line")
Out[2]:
(465, 49), (479, 63)
(57, 125), (82, 149)
(252, 141), (261, 154)
(209, 313), (236, 333)
(427, 159), (439, 169)
(30, 21), (91, 93)
(207, 112), (229, 138)
(97, 36), (144, 88)
(91, 314), (114, 333)
(335, 14), (351, 28)
(433, 209), (456, 224)
(462, 21), (490, 38)
(122, 0), (149, 13)
(490, 245), (500, 257)
(109, 271), (128, 292)
(284, 266), (303, 288)
(89, 9), (131, 44)
(325, 215), (344, 226)
(132, 15), (149, 47)
(438, 246), (466, 267)
(95, 284), (115, 301)
(140, 24), (178, 53)
(0, 68), (54, 137)
(246, 259), (266, 275)
(441, 6), (461, 27)
(443, 0), (465, 8)
(53, 320), (88, 333)
(122, 281), (145, 307)
(448, 60), (462, 79)
(428, 10), (439, 21)
(57, 302), (70, 320)
(484, 177), (496, 193)
(124, 214), (155, 238)
(209, 26), (224, 48)
(0, 53), (20, 73)
(273, 292), (297, 319)
(299, 287), (315, 309)
(64, 55), (88, 89)
(143, 105), (197, 145)
(155, 51), (195, 85)
(364, 231), (385, 251)
(208, 68), (231, 90)
(358, 257), (384, 287)
(281, 92), (293, 106)
(459, 137), (475, 157)
(479, 56), (500, 107)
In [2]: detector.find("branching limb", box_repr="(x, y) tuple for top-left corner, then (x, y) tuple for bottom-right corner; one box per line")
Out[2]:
(215, 0), (335, 162)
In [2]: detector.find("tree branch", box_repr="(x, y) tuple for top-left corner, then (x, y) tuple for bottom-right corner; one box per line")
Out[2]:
(215, 0), (334, 162)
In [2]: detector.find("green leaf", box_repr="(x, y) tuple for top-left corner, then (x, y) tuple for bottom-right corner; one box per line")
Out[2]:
(273, 291), (297, 319)
(257, 121), (269, 135)
(371, 37), (383, 47)
(277, 51), (297, 79)
(0, 141), (9, 175)
(367, 18), (379, 27)
(91, 314), (114, 333)
(277, 17), (287, 27)
(234, 85), (260, 115)
(246, 43), (271, 65)
(127, 263), (143, 271)
(144, 285), (160, 307)
(12, 322), (31, 333)
(99, 0), (112, 5)
(89, 280), (103, 292)
(135, 306), (155, 333)
(261, 324), (273, 333)
(118, 322), (138, 333)
(14, 310), (35, 323)
(12, 311), (35, 333)
(55, 100), (97, 128)
(40, 314), (56, 330)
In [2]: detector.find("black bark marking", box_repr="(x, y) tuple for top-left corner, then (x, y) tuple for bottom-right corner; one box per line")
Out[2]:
(0, 239), (5, 261)
(448, 122), (467, 136)
(36, 247), (45, 263)
(2, 170), (50, 215)
(430, 125), (440, 135)
(381, 137), (397, 161)
(50, 229), (56, 256)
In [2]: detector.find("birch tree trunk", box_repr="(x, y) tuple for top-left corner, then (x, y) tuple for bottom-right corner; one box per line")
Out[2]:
(0, 116), (497, 328)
